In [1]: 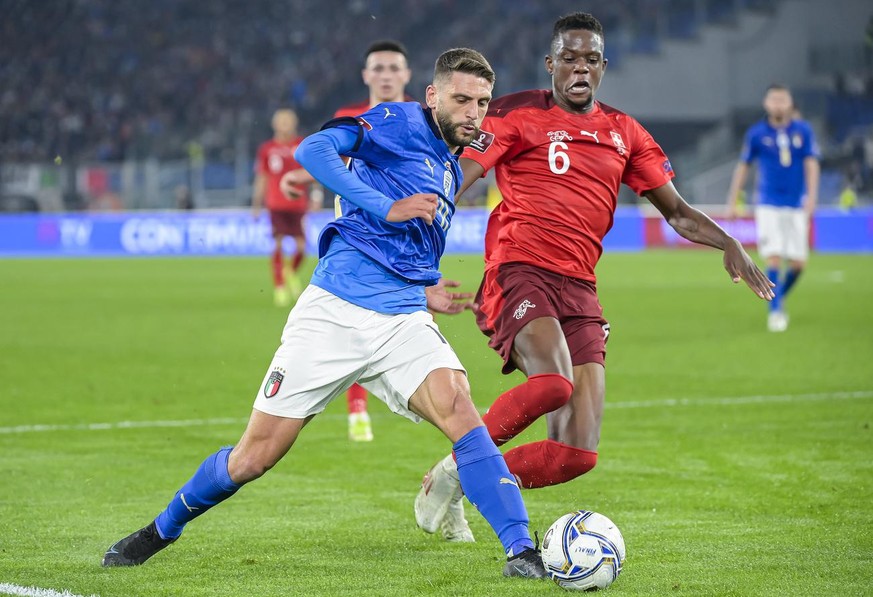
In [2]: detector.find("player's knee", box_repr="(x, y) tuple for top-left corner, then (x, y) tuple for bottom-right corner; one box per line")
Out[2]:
(227, 450), (276, 484)
(529, 373), (574, 413)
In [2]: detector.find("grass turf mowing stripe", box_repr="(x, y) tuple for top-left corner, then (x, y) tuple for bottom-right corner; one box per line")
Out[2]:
(2, 390), (870, 435)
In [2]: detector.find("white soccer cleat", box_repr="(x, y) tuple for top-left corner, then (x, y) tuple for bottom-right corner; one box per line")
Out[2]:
(767, 311), (788, 332)
(273, 286), (291, 307)
(414, 454), (462, 534)
(440, 497), (475, 542)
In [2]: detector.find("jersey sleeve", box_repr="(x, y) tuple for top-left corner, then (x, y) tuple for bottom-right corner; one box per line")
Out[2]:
(621, 119), (675, 195)
(801, 122), (821, 159)
(325, 103), (412, 168)
(296, 125), (394, 218)
(460, 113), (522, 174)
(739, 128), (757, 163)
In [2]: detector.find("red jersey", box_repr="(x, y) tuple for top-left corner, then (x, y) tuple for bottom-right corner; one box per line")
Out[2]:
(332, 95), (417, 119)
(255, 137), (308, 212)
(333, 100), (372, 119)
(463, 90), (674, 284)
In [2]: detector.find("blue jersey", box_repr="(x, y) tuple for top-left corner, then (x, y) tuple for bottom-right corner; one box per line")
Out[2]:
(740, 118), (819, 208)
(294, 102), (462, 314)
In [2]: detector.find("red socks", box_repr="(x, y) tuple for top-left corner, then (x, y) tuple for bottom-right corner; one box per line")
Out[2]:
(481, 374), (597, 488)
(483, 373), (573, 446)
(347, 383), (368, 414)
(504, 439), (597, 489)
(271, 249), (284, 287)
(291, 252), (304, 272)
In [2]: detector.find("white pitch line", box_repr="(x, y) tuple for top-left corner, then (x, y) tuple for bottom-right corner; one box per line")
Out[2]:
(0, 584), (98, 597)
(605, 390), (873, 410)
(0, 417), (248, 435)
(1, 390), (871, 435)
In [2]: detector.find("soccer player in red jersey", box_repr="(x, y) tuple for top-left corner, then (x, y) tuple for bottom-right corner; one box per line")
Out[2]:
(252, 109), (312, 307)
(415, 12), (775, 539)
(280, 41), (413, 444)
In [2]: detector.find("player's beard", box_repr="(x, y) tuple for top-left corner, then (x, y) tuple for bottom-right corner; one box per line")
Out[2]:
(436, 110), (478, 148)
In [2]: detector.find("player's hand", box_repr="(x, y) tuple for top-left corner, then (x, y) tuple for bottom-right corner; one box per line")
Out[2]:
(386, 193), (438, 225)
(279, 170), (306, 199)
(723, 238), (775, 300)
(252, 206), (262, 220)
(425, 278), (477, 315)
(726, 204), (741, 220)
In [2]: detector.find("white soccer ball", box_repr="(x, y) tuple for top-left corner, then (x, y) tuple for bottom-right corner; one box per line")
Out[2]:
(540, 510), (626, 591)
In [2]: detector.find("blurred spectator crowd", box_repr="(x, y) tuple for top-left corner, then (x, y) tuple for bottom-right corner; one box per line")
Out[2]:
(2, 0), (789, 165)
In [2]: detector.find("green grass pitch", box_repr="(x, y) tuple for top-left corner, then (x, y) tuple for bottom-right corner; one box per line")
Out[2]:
(1, 250), (871, 596)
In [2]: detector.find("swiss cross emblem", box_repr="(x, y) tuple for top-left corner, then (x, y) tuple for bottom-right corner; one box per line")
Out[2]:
(610, 131), (627, 156)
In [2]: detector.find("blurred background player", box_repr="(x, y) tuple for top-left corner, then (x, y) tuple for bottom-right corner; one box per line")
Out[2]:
(252, 108), (312, 307)
(414, 12), (775, 541)
(726, 84), (821, 332)
(280, 40), (412, 442)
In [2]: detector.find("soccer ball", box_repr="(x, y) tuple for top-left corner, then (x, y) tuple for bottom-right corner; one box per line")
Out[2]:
(540, 510), (626, 591)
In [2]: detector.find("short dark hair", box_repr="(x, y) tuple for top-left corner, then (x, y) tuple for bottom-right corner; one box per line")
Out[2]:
(551, 12), (604, 53)
(433, 48), (495, 86)
(766, 83), (791, 94)
(365, 40), (408, 60)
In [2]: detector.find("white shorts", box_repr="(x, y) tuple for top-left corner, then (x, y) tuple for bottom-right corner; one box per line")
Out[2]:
(253, 285), (465, 422)
(754, 205), (809, 261)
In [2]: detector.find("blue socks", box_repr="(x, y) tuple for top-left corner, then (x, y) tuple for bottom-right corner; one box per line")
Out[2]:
(780, 268), (801, 298)
(766, 267), (782, 312)
(453, 426), (533, 556)
(767, 267), (803, 313)
(154, 446), (241, 540)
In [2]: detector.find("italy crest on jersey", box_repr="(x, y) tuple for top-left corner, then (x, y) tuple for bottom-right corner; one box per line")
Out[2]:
(443, 170), (453, 198)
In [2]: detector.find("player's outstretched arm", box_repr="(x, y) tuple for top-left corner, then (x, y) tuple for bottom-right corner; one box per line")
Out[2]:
(279, 169), (313, 199)
(643, 181), (774, 300)
(425, 278), (476, 314)
(294, 129), (394, 219)
(725, 162), (749, 219)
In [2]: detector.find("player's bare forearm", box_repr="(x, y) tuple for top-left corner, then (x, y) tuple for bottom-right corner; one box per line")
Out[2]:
(645, 181), (774, 300)
(804, 157), (820, 214)
(252, 175), (265, 210)
(669, 204), (731, 249)
(645, 182), (729, 250)
(726, 163), (748, 215)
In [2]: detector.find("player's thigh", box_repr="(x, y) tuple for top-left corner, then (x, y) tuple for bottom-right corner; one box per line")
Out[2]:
(406, 367), (481, 443)
(511, 317), (573, 379)
(784, 209), (809, 263)
(253, 286), (367, 420)
(359, 310), (470, 430)
(547, 362), (605, 451)
(476, 262), (572, 376)
(755, 205), (783, 260)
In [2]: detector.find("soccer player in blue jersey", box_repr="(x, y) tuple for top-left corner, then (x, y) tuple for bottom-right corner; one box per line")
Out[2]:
(102, 48), (547, 579)
(727, 84), (820, 332)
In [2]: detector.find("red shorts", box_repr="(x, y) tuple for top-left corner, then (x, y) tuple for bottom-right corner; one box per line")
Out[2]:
(269, 210), (305, 237)
(475, 262), (610, 374)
